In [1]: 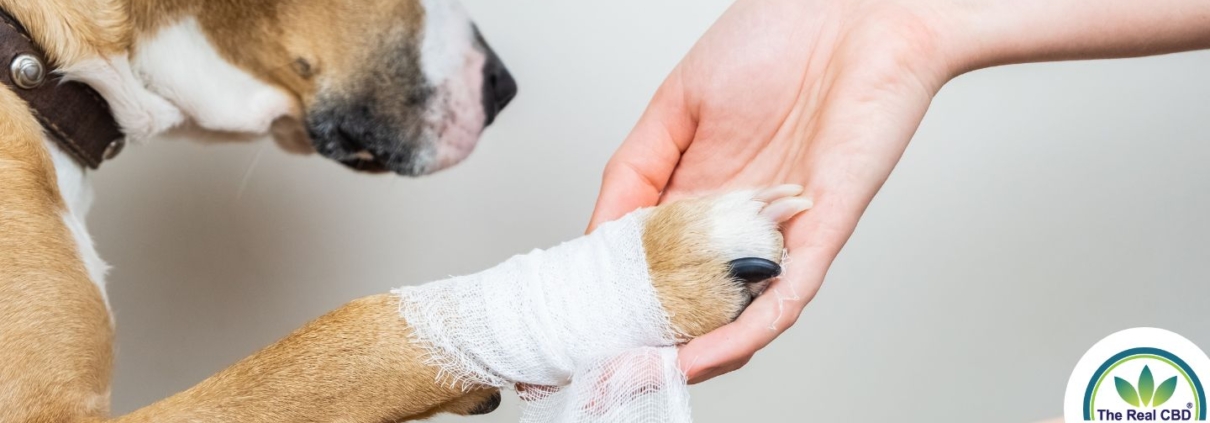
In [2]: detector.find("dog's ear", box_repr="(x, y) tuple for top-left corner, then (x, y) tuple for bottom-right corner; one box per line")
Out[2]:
(270, 116), (314, 155)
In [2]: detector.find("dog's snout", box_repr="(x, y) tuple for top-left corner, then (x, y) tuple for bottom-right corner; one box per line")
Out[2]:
(476, 29), (516, 126)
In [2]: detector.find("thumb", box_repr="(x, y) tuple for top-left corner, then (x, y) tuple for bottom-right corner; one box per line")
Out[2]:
(587, 74), (696, 233)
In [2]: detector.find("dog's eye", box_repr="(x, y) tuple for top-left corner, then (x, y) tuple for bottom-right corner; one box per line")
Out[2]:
(291, 58), (314, 79)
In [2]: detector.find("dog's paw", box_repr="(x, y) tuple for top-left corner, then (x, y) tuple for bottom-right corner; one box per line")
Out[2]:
(642, 186), (810, 338)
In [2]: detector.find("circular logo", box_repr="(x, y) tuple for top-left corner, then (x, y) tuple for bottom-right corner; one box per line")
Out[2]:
(1065, 328), (1210, 421)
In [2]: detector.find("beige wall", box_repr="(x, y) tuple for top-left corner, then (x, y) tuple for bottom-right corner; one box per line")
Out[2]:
(92, 1), (1210, 421)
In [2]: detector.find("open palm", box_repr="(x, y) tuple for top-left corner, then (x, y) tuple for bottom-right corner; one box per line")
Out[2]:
(588, 0), (956, 383)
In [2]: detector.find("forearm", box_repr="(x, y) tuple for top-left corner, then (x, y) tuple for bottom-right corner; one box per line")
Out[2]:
(946, 0), (1210, 72)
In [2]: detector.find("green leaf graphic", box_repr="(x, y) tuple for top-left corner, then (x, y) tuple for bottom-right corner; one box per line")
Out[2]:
(1152, 376), (1178, 407)
(1116, 377), (1141, 407)
(1140, 366), (1155, 406)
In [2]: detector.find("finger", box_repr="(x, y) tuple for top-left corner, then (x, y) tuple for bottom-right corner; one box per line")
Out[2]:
(587, 72), (697, 233)
(677, 243), (822, 383)
(676, 255), (830, 382)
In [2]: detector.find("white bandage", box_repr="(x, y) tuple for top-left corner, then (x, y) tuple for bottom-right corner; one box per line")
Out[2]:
(394, 210), (693, 422)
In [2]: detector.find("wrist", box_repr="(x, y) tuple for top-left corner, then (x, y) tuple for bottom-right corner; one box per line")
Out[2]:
(938, 0), (1210, 74)
(836, 0), (978, 88)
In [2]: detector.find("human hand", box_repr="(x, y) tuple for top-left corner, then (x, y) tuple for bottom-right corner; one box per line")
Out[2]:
(587, 0), (955, 383)
(588, 0), (1210, 384)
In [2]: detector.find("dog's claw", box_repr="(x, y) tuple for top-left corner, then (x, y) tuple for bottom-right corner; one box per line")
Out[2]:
(468, 391), (502, 415)
(760, 197), (813, 223)
(727, 258), (782, 283)
(754, 184), (805, 203)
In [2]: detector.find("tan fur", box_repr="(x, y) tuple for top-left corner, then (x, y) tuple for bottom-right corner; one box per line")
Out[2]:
(0, 1), (770, 422)
(123, 0), (426, 109)
(0, 86), (114, 423)
(110, 295), (497, 423)
(1, 0), (428, 112)
(0, 0), (127, 66)
(644, 197), (762, 339)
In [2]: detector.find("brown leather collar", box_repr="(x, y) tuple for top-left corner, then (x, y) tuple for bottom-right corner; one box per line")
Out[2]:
(0, 9), (124, 170)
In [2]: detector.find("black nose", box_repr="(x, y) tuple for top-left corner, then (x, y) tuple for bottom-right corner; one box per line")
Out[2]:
(476, 29), (517, 126)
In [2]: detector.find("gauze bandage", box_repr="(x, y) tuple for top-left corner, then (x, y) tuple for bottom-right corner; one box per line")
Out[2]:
(394, 210), (693, 423)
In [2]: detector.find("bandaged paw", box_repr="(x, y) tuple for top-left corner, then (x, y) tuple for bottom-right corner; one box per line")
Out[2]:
(394, 187), (810, 422)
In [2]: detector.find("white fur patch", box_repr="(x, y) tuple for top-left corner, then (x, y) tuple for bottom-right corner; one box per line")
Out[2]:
(418, 0), (488, 171)
(45, 140), (111, 310)
(427, 50), (485, 170)
(131, 17), (294, 135)
(60, 55), (184, 142)
(709, 191), (783, 261)
(419, 0), (475, 85)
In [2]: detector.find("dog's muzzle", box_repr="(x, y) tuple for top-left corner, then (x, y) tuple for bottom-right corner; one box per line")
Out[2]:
(308, 29), (518, 176)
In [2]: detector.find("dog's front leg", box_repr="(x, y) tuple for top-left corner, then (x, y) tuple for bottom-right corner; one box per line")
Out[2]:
(100, 187), (806, 423)
(0, 88), (115, 423)
(107, 294), (498, 423)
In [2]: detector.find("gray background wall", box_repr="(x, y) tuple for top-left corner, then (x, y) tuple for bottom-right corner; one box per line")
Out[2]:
(92, 1), (1210, 421)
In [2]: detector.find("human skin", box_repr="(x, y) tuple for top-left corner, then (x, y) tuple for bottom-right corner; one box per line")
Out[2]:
(587, 0), (1210, 383)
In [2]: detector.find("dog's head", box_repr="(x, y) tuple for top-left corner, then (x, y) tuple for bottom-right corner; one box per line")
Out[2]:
(131, 0), (515, 175)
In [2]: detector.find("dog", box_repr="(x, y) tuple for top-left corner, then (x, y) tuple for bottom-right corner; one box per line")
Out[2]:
(0, 0), (804, 421)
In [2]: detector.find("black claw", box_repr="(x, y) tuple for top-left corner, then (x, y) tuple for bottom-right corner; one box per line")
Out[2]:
(468, 391), (502, 415)
(727, 258), (782, 283)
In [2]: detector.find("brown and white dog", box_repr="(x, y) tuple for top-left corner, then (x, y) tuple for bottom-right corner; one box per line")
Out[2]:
(0, 1), (803, 422)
